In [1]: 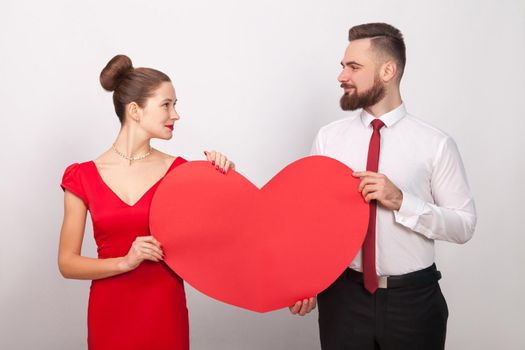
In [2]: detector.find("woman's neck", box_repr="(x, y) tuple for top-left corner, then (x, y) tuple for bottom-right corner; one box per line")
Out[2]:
(113, 123), (151, 157)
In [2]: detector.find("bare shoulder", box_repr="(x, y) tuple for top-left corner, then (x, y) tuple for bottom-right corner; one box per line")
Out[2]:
(153, 149), (177, 165)
(92, 150), (116, 168)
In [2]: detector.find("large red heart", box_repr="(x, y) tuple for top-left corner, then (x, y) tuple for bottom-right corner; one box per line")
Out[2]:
(150, 156), (368, 312)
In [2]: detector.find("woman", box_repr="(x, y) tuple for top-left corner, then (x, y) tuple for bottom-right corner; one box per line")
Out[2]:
(58, 54), (234, 349)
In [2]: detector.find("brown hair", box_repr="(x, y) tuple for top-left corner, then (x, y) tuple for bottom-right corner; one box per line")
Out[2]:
(348, 23), (406, 80)
(100, 55), (171, 123)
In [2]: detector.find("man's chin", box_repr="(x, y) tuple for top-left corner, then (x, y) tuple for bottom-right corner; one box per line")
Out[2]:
(340, 98), (360, 111)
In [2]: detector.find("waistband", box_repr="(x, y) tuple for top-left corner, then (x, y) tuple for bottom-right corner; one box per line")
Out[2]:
(345, 263), (442, 289)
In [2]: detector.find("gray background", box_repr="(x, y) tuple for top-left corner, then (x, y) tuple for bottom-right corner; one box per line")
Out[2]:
(1, 0), (524, 349)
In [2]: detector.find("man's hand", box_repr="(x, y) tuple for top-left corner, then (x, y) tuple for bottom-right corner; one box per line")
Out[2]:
(289, 297), (317, 316)
(353, 171), (403, 211)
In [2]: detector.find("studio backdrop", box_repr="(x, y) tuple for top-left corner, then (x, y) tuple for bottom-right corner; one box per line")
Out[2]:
(1, 0), (524, 349)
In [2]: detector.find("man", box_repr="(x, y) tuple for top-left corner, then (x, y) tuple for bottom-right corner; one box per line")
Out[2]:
(289, 23), (476, 350)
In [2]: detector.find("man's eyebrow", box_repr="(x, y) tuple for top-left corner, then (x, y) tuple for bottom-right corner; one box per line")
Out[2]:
(341, 60), (364, 67)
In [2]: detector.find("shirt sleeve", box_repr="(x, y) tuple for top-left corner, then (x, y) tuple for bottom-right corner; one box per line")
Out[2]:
(394, 137), (477, 243)
(60, 163), (89, 207)
(310, 129), (324, 155)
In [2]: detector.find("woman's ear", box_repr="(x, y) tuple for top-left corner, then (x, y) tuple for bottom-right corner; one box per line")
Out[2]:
(127, 102), (141, 123)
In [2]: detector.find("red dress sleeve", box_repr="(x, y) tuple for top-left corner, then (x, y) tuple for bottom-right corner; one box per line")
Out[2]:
(174, 156), (187, 166)
(60, 163), (89, 207)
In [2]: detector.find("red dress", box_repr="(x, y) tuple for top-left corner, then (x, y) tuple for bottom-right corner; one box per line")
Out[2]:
(60, 157), (189, 350)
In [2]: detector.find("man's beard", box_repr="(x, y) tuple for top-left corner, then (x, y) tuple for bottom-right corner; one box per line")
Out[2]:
(340, 76), (386, 111)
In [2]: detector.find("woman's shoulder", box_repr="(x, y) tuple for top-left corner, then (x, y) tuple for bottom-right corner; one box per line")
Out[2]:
(62, 160), (92, 175)
(155, 150), (187, 165)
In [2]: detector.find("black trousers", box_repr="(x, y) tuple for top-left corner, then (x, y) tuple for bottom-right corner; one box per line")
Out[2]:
(318, 266), (448, 350)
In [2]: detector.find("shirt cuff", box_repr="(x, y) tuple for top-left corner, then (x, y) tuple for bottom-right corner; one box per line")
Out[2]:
(394, 190), (427, 230)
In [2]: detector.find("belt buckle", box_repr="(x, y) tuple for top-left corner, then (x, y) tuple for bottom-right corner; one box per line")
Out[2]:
(378, 276), (388, 289)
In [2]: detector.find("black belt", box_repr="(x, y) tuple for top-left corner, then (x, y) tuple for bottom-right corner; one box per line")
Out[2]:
(345, 263), (442, 289)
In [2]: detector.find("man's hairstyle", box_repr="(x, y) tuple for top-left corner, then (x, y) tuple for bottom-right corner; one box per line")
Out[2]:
(349, 23), (406, 80)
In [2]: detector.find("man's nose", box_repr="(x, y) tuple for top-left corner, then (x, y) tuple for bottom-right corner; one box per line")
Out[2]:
(338, 69), (350, 83)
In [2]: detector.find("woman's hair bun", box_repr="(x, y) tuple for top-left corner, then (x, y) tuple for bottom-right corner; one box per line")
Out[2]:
(100, 55), (133, 92)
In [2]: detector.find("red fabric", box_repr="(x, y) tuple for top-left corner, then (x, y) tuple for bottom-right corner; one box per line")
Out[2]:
(362, 119), (385, 294)
(60, 157), (189, 350)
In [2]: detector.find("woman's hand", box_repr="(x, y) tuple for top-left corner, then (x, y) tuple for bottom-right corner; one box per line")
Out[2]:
(204, 150), (235, 174)
(119, 236), (164, 272)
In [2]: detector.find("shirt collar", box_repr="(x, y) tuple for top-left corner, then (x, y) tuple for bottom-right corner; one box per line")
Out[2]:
(360, 102), (407, 128)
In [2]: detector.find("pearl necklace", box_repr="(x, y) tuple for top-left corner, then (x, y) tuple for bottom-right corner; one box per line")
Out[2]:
(111, 143), (152, 161)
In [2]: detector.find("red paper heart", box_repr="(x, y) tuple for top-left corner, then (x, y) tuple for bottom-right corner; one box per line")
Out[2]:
(150, 156), (368, 312)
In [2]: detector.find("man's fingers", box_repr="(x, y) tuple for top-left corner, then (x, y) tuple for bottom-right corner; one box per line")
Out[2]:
(354, 171), (382, 179)
(365, 192), (378, 203)
(290, 301), (301, 314)
(308, 297), (317, 312)
(299, 299), (309, 316)
(361, 184), (379, 198)
(359, 178), (380, 192)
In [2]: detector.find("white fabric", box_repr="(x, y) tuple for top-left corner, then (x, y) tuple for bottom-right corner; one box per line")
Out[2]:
(311, 103), (477, 276)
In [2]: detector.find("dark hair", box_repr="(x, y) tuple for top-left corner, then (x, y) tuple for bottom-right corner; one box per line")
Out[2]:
(348, 23), (406, 80)
(100, 55), (171, 123)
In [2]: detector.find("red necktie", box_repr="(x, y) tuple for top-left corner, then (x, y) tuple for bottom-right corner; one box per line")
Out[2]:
(362, 119), (385, 294)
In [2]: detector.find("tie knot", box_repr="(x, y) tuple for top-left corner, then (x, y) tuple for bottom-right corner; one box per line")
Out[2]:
(371, 119), (385, 131)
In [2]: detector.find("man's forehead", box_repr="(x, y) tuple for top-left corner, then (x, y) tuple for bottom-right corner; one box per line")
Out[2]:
(347, 38), (373, 53)
(343, 39), (373, 62)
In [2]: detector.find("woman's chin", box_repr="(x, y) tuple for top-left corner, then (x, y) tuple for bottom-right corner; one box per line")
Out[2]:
(155, 130), (173, 140)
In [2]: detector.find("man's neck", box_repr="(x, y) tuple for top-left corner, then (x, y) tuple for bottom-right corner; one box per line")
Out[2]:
(364, 90), (403, 118)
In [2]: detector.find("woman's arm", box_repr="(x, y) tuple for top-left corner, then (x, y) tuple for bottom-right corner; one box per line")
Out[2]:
(58, 191), (163, 280)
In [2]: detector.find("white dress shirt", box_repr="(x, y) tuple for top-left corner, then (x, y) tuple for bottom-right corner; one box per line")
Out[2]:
(311, 103), (477, 276)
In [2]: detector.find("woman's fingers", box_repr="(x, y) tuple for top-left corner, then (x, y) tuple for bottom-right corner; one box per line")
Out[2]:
(142, 252), (161, 262)
(135, 236), (162, 248)
(218, 153), (226, 172)
(132, 240), (163, 257)
(141, 242), (164, 257)
(209, 150), (217, 165)
(203, 151), (233, 174)
(224, 160), (232, 173)
(203, 151), (210, 162)
(140, 246), (164, 261)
